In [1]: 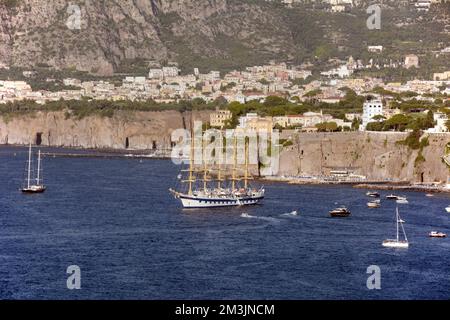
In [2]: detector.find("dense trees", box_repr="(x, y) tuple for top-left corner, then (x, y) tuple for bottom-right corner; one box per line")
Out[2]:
(366, 110), (436, 132)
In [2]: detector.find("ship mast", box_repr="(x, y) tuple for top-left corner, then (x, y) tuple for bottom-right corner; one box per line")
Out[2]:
(202, 136), (208, 192)
(231, 135), (238, 191)
(27, 142), (32, 188)
(244, 138), (249, 190)
(36, 150), (42, 185)
(217, 152), (223, 189)
(187, 127), (195, 195)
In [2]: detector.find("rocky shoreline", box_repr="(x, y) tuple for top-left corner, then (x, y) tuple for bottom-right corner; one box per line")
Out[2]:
(263, 176), (450, 194)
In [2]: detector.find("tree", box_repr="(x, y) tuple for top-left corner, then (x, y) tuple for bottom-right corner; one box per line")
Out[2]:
(366, 121), (384, 131)
(316, 121), (338, 132)
(384, 114), (410, 131)
(263, 96), (288, 107)
(372, 114), (386, 121)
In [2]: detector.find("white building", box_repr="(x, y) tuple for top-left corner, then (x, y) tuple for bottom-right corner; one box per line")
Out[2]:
(427, 112), (449, 133)
(361, 99), (383, 131)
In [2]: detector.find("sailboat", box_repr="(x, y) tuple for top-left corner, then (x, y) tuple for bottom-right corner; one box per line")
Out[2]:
(21, 143), (46, 193)
(169, 131), (264, 208)
(382, 207), (409, 248)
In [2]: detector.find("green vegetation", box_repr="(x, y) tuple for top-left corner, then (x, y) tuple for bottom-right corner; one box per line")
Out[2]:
(1, 0), (20, 8)
(0, 98), (218, 120)
(315, 122), (339, 132)
(366, 110), (436, 132)
(396, 129), (429, 150)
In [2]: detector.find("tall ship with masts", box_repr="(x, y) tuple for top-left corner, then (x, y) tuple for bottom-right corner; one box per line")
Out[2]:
(169, 131), (265, 208)
(22, 143), (46, 193)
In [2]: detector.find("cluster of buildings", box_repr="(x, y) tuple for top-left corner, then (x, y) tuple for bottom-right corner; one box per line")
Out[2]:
(1, 58), (449, 133)
(210, 110), (351, 133)
(1, 57), (448, 106)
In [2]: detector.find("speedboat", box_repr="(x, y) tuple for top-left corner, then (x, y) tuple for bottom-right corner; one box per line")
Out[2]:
(446, 206), (450, 213)
(429, 231), (447, 238)
(396, 197), (409, 204)
(329, 207), (351, 217)
(366, 191), (380, 198)
(367, 200), (381, 208)
(386, 194), (400, 200)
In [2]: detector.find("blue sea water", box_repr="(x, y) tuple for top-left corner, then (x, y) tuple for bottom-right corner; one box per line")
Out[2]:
(0, 146), (449, 300)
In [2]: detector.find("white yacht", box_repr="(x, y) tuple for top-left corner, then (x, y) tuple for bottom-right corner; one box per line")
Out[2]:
(367, 199), (381, 208)
(396, 196), (409, 204)
(21, 143), (46, 194)
(382, 207), (409, 249)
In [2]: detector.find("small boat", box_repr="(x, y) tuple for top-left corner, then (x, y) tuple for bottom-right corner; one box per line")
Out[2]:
(429, 231), (447, 238)
(382, 207), (409, 249)
(329, 207), (351, 217)
(446, 206), (450, 213)
(425, 193), (434, 197)
(396, 197), (409, 204)
(367, 200), (381, 208)
(21, 143), (46, 194)
(386, 194), (400, 200)
(366, 191), (380, 198)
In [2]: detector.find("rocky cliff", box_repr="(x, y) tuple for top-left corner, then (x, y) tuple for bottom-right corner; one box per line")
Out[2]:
(1, 112), (448, 182)
(279, 131), (450, 183)
(0, 110), (211, 150)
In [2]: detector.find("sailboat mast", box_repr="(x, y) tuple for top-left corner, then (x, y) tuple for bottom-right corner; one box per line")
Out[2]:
(203, 136), (208, 192)
(244, 138), (249, 190)
(231, 135), (237, 191)
(396, 207), (399, 242)
(188, 128), (194, 196)
(217, 156), (222, 189)
(27, 143), (32, 188)
(36, 150), (41, 185)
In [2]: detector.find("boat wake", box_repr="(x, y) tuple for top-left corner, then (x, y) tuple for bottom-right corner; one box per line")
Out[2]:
(240, 213), (280, 223)
(280, 210), (299, 217)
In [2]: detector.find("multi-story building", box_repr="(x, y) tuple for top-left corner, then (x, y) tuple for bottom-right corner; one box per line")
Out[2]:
(427, 111), (449, 133)
(236, 113), (273, 133)
(361, 99), (383, 130)
(210, 109), (232, 128)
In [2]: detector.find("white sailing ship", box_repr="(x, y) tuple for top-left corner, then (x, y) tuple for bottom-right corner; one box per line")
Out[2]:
(382, 207), (409, 249)
(170, 132), (264, 208)
(22, 143), (46, 193)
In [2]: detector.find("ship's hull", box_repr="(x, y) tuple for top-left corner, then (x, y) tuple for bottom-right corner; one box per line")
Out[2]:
(21, 186), (46, 193)
(179, 194), (264, 208)
(382, 240), (409, 248)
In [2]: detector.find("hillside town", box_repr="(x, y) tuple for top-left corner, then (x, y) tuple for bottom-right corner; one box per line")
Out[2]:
(1, 53), (449, 134)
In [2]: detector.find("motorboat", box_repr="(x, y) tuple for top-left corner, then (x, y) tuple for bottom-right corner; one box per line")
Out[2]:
(329, 207), (351, 217)
(429, 231), (447, 238)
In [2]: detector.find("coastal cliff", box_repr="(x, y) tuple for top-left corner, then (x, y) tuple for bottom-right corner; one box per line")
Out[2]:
(279, 131), (450, 183)
(0, 110), (210, 150)
(0, 112), (448, 183)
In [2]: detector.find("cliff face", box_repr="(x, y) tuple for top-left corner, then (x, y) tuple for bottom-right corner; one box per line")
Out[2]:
(0, 112), (448, 182)
(0, 110), (211, 150)
(279, 132), (450, 183)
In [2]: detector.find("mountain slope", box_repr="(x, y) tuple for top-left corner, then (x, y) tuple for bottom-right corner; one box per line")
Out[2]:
(0, 0), (448, 75)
